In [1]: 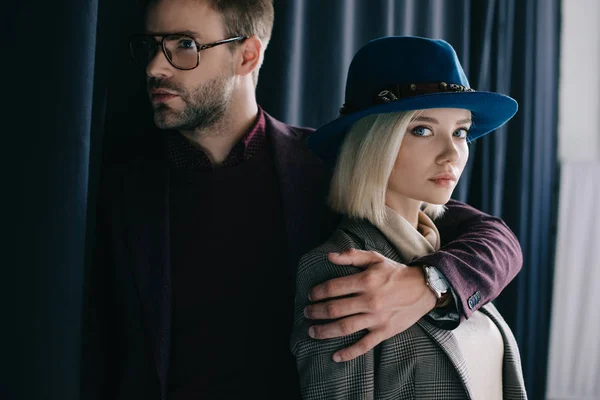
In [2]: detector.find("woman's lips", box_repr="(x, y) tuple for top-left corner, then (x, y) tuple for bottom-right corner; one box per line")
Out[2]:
(428, 178), (456, 187)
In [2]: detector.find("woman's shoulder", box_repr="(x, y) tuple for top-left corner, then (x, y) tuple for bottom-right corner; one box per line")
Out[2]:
(299, 218), (387, 266)
(296, 226), (365, 288)
(295, 219), (396, 292)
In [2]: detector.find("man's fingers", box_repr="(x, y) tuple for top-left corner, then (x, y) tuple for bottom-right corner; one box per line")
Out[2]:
(308, 314), (374, 339)
(332, 331), (384, 363)
(305, 296), (369, 320)
(327, 248), (384, 269)
(309, 272), (366, 302)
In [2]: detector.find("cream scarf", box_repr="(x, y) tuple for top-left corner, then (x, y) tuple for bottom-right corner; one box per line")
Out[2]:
(372, 206), (504, 400)
(373, 206), (440, 263)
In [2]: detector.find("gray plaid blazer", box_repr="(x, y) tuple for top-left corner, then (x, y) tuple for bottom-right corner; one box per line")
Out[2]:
(290, 218), (527, 400)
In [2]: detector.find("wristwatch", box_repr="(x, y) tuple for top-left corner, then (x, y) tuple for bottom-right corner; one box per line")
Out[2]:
(422, 265), (450, 307)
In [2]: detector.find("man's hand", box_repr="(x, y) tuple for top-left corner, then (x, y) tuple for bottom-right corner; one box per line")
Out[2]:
(304, 249), (437, 362)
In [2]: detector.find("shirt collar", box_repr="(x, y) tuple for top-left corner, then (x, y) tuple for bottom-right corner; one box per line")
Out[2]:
(167, 106), (267, 170)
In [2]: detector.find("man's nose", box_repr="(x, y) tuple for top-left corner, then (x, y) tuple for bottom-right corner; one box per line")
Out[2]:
(146, 48), (174, 79)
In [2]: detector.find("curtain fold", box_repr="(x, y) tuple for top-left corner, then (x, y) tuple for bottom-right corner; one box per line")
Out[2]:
(3, 1), (99, 399)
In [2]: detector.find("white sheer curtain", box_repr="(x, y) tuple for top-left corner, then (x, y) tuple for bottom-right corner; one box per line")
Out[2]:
(546, 162), (600, 400)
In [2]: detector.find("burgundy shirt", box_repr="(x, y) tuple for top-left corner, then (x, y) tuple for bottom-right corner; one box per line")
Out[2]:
(167, 108), (297, 399)
(167, 108), (267, 169)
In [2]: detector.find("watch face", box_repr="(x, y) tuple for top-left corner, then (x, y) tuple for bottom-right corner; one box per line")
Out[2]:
(431, 279), (447, 293)
(426, 266), (449, 293)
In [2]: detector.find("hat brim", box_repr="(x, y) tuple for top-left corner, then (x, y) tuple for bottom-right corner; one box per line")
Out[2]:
(307, 91), (518, 165)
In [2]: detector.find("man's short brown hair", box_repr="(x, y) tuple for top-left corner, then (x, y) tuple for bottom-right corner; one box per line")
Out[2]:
(207, 0), (274, 49)
(207, 0), (274, 86)
(141, 0), (274, 86)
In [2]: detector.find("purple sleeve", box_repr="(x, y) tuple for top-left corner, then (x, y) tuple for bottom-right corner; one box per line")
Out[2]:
(411, 199), (523, 319)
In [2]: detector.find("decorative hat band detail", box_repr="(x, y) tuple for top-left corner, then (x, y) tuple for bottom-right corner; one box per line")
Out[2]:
(340, 82), (476, 115)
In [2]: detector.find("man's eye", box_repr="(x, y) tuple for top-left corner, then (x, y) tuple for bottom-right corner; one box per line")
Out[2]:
(178, 39), (197, 50)
(411, 126), (433, 137)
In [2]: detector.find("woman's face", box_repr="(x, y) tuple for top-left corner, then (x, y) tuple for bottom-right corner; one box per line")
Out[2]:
(387, 108), (471, 207)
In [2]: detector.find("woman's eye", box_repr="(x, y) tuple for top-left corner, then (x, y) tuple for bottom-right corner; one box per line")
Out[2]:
(411, 126), (433, 137)
(454, 128), (469, 139)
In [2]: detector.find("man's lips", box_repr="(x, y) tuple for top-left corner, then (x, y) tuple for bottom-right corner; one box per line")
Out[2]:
(150, 90), (179, 103)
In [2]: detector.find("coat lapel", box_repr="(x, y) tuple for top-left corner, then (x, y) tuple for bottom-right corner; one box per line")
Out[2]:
(266, 113), (332, 288)
(418, 305), (528, 400)
(479, 304), (528, 399)
(417, 318), (476, 399)
(124, 134), (172, 400)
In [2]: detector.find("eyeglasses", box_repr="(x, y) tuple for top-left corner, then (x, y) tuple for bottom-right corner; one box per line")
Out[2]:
(129, 34), (248, 70)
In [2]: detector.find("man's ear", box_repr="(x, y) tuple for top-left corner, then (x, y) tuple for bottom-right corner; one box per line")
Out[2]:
(236, 35), (263, 77)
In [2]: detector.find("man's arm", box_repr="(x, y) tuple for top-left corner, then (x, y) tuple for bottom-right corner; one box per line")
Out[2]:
(303, 199), (522, 362)
(411, 199), (523, 319)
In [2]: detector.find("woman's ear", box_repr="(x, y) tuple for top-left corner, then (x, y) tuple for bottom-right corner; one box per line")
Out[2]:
(236, 35), (263, 78)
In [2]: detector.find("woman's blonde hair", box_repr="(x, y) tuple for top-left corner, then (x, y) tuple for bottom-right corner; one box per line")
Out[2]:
(328, 111), (446, 225)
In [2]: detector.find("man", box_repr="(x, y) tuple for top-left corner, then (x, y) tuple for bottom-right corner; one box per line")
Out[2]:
(81, 0), (523, 399)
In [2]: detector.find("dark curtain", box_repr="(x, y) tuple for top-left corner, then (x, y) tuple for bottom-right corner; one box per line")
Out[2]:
(3, 0), (559, 399)
(3, 1), (99, 399)
(258, 1), (560, 399)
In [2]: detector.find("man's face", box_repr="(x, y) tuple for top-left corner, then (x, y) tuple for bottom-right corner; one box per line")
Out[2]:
(144, 0), (236, 131)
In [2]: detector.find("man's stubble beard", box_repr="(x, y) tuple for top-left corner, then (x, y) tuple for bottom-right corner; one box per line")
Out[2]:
(153, 74), (235, 132)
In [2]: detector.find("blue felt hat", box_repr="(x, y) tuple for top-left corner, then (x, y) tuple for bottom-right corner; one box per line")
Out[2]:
(307, 36), (518, 165)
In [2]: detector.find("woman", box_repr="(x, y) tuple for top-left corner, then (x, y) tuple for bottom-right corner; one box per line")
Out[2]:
(290, 36), (527, 399)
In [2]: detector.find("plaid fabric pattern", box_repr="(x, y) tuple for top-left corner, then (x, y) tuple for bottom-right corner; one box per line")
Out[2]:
(291, 219), (527, 400)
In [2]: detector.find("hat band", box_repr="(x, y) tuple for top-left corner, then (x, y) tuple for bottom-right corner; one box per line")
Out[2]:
(339, 82), (475, 115)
